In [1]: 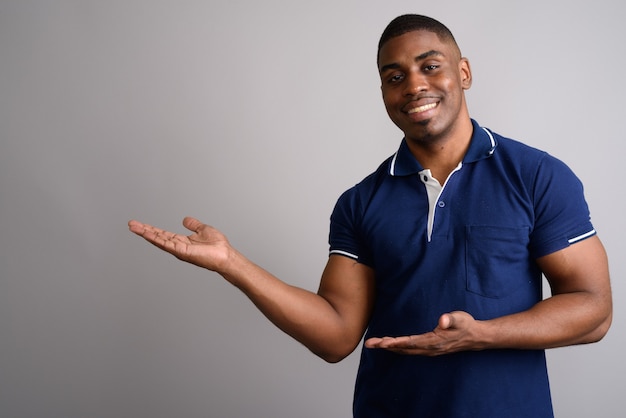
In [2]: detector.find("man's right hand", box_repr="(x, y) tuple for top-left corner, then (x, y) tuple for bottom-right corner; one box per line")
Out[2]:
(128, 217), (232, 272)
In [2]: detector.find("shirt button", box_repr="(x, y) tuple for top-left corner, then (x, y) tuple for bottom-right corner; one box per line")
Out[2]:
(423, 175), (428, 182)
(438, 201), (446, 208)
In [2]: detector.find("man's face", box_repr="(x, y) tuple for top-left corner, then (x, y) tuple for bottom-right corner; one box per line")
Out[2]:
(378, 30), (472, 144)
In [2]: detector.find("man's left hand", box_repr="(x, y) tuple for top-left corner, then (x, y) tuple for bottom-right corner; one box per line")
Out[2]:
(364, 311), (484, 356)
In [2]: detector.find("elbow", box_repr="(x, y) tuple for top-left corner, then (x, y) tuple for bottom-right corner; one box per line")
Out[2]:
(320, 353), (348, 364)
(580, 309), (613, 345)
(587, 312), (613, 343)
(312, 343), (359, 364)
(576, 286), (613, 345)
(318, 353), (350, 364)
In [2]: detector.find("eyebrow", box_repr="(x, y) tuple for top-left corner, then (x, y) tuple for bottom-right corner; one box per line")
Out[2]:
(379, 50), (444, 73)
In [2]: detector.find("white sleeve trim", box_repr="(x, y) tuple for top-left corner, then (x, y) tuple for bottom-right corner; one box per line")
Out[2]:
(329, 249), (359, 260)
(568, 229), (596, 244)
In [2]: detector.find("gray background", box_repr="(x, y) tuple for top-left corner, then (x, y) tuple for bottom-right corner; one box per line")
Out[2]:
(1, 0), (624, 417)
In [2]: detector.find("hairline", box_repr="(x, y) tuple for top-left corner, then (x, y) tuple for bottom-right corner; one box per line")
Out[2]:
(377, 29), (461, 66)
(376, 15), (462, 65)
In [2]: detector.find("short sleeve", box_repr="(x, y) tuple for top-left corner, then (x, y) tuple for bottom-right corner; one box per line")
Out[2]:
(328, 187), (373, 266)
(529, 153), (595, 258)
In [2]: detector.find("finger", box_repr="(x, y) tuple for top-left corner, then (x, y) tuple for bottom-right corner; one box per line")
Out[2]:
(366, 336), (413, 349)
(439, 313), (453, 329)
(129, 221), (178, 245)
(366, 336), (431, 355)
(146, 230), (189, 255)
(182, 216), (202, 233)
(128, 220), (164, 237)
(364, 337), (386, 348)
(385, 336), (421, 349)
(128, 219), (146, 234)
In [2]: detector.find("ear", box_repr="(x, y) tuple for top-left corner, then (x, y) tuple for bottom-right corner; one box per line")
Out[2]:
(459, 57), (472, 90)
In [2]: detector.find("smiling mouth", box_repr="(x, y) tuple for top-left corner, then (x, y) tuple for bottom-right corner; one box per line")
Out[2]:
(407, 102), (438, 114)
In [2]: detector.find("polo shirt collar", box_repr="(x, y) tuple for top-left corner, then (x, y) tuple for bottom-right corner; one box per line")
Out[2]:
(389, 119), (498, 176)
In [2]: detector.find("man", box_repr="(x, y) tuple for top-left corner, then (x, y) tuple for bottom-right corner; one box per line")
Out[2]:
(129, 14), (612, 417)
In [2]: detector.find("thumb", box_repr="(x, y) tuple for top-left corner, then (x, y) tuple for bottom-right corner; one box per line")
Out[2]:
(182, 216), (202, 232)
(438, 313), (456, 330)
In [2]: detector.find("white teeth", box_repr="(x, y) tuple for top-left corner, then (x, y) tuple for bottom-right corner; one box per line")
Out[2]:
(407, 102), (437, 114)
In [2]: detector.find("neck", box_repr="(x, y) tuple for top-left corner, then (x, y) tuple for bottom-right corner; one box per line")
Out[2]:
(405, 117), (473, 182)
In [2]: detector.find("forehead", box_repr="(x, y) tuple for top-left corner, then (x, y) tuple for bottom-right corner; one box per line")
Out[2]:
(378, 30), (456, 70)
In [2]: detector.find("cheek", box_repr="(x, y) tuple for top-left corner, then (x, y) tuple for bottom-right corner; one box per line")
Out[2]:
(381, 93), (397, 113)
(382, 88), (404, 106)
(437, 80), (464, 109)
(439, 77), (458, 91)
(381, 89), (391, 103)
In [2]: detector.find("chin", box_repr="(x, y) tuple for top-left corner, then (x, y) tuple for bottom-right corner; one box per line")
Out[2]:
(404, 121), (436, 140)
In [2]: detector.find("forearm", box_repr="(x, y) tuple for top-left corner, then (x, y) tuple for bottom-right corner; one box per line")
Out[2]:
(128, 218), (370, 362)
(218, 249), (361, 362)
(478, 291), (612, 351)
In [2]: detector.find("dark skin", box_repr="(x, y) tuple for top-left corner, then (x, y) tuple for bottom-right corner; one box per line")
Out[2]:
(378, 30), (473, 181)
(129, 30), (612, 360)
(128, 217), (375, 363)
(367, 30), (612, 353)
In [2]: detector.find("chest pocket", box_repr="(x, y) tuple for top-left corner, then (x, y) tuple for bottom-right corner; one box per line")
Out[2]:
(465, 225), (533, 298)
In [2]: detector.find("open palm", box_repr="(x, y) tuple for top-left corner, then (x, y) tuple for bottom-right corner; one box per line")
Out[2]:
(128, 217), (231, 272)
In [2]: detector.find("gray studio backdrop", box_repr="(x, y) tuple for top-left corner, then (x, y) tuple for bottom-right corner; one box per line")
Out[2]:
(1, 1), (624, 417)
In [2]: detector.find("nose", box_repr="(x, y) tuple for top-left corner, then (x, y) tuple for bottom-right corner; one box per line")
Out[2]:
(403, 71), (427, 96)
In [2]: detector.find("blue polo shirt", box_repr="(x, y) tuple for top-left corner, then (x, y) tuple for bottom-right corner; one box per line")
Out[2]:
(329, 120), (595, 417)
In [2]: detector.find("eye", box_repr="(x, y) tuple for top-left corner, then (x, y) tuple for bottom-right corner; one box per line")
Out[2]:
(387, 73), (404, 84)
(424, 64), (440, 72)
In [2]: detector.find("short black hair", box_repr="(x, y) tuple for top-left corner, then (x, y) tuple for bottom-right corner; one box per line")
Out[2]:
(377, 14), (460, 63)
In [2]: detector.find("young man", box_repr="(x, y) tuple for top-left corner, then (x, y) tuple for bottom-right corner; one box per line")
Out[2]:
(129, 14), (611, 417)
